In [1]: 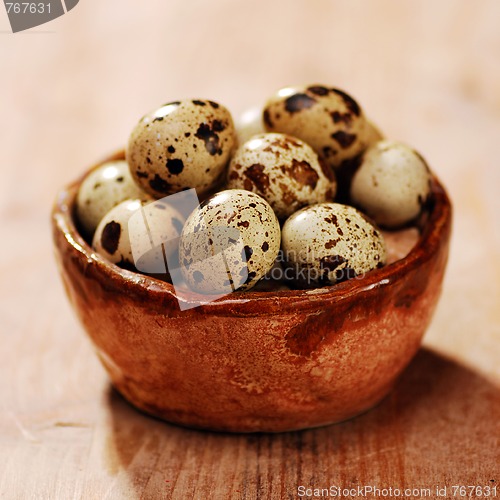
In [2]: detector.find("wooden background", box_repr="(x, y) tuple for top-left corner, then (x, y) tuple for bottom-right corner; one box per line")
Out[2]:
(1, 0), (499, 498)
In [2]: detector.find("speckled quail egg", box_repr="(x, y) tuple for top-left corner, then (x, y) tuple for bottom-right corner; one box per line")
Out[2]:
(263, 84), (369, 170)
(235, 106), (265, 146)
(76, 160), (144, 237)
(127, 99), (236, 198)
(362, 120), (384, 150)
(281, 203), (386, 288)
(331, 119), (385, 203)
(227, 133), (336, 220)
(350, 140), (432, 228)
(93, 198), (184, 272)
(179, 189), (280, 294)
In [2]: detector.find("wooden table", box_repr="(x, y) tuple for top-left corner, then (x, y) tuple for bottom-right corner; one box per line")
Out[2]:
(1, 1), (499, 498)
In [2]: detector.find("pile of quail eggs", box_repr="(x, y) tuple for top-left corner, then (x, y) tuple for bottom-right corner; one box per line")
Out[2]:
(76, 84), (433, 294)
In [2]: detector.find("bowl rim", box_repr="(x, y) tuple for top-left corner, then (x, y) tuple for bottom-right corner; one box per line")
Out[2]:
(52, 150), (452, 314)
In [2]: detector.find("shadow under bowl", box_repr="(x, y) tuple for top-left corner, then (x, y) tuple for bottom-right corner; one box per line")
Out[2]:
(52, 151), (452, 433)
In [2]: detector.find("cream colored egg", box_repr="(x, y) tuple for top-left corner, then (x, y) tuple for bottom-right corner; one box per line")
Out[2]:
(350, 140), (432, 228)
(227, 133), (336, 220)
(76, 160), (144, 237)
(281, 203), (386, 287)
(127, 99), (236, 198)
(179, 189), (280, 293)
(93, 198), (184, 272)
(362, 120), (384, 150)
(235, 106), (265, 146)
(263, 84), (369, 170)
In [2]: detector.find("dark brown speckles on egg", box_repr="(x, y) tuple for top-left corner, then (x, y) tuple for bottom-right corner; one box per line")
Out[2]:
(212, 120), (226, 132)
(322, 146), (337, 158)
(243, 164), (270, 193)
(192, 100), (206, 106)
(263, 108), (273, 128)
(101, 221), (121, 255)
(166, 158), (184, 175)
(308, 85), (330, 96)
(324, 238), (339, 249)
(195, 123), (223, 156)
(320, 254), (346, 272)
(284, 93), (316, 113)
(331, 88), (361, 116)
(288, 159), (319, 189)
(324, 214), (338, 225)
(331, 131), (357, 149)
(228, 170), (239, 181)
(149, 174), (172, 193)
(331, 110), (353, 125)
(318, 158), (336, 183)
(244, 271), (257, 285)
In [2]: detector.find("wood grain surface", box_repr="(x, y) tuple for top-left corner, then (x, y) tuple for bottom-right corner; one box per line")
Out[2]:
(1, 1), (499, 498)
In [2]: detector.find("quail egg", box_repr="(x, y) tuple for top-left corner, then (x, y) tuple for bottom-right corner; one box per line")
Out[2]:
(93, 198), (184, 272)
(350, 140), (432, 228)
(362, 120), (384, 150)
(76, 160), (144, 238)
(227, 133), (336, 220)
(127, 99), (236, 198)
(281, 203), (386, 287)
(179, 189), (280, 293)
(332, 119), (385, 203)
(235, 106), (265, 146)
(263, 84), (369, 170)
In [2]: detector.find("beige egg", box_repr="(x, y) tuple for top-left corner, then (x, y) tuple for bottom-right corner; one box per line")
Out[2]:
(281, 203), (386, 288)
(350, 140), (432, 228)
(127, 99), (236, 198)
(76, 160), (144, 238)
(263, 84), (369, 170)
(93, 198), (184, 272)
(362, 120), (384, 150)
(179, 189), (280, 293)
(227, 133), (336, 220)
(333, 119), (385, 203)
(235, 106), (265, 146)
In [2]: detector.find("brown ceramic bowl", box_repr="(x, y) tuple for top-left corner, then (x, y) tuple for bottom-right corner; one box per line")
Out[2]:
(52, 151), (452, 433)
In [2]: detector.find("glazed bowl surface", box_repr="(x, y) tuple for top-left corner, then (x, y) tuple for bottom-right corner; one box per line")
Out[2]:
(52, 151), (452, 432)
